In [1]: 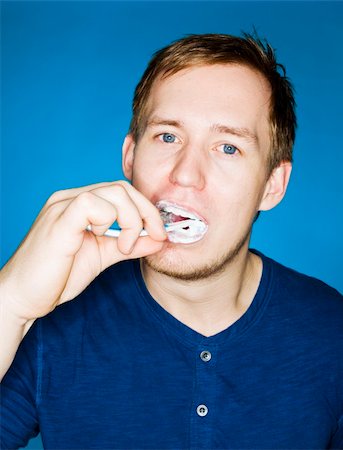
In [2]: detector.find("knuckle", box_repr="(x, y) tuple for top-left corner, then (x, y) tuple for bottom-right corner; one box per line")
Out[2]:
(110, 185), (132, 207)
(44, 201), (64, 222)
(75, 191), (94, 207)
(45, 190), (63, 207)
(115, 180), (130, 189)
(112, 183), (127, 197)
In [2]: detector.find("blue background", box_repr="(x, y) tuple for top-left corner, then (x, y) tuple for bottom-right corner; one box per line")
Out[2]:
(1, 1), (342, 448)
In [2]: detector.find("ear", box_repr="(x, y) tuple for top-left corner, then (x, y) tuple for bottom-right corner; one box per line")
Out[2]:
(122, 134), (136, 181)
(258, 161), (292, 211)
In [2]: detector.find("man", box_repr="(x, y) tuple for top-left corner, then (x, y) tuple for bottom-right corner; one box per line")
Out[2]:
(0, 33), (342, 449)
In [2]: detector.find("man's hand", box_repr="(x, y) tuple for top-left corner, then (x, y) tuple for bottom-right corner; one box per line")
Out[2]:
(0, 181), (166, 323)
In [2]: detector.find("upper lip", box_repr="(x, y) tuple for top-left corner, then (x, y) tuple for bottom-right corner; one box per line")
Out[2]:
(155, 200), (208, 224)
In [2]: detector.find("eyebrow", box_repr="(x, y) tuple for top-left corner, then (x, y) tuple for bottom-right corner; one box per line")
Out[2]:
(147, 118), (182, 129)
(210, 123), (258, 145)
(147, 116), (258, 145)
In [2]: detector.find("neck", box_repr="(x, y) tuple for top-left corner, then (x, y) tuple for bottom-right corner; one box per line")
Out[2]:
(140, 248), (262, 337)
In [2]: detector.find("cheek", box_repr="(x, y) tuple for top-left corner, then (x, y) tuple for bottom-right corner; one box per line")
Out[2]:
(213, 171), (251, 199)
(131, 151), (170, 194)
(213, 176), (264, 220)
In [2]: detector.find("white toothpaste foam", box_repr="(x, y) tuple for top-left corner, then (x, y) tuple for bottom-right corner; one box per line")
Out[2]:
(157, 201), (208, 244)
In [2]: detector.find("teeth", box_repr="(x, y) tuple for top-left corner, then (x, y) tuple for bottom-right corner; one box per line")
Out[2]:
(156, 200), (208, 244)
(164, 206), (199, 221)
(156, 201), (204, 222)
(159, 209), (174, 224)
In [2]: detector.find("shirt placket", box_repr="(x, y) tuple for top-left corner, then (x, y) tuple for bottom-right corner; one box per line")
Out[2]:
(189, 344), (218, 449)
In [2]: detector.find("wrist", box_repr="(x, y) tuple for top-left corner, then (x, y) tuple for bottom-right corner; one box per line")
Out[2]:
(0, 274), (31, 327)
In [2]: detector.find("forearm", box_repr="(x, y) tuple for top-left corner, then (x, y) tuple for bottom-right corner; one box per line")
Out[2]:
(0, 294), (35, 381)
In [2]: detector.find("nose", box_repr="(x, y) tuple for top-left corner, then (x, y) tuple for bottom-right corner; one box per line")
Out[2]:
(169, 145), (206, 190)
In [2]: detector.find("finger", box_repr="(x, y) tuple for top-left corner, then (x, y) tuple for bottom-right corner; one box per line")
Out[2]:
(91, 181), (167, 241)
(57, 188), (148, 255)
(44, 181), (166, 243)
(116, 181), (167, 240)
(97, 234), (166, 270)
(44, 181), (119, 207)
(55, 191), (120, 255)
(90, 185), (147, 254)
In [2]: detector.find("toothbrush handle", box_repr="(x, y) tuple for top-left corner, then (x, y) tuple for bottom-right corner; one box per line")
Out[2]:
(104, 228), (148, 238)
(85, 225), (148, 238)
(86, 219), (194, 238)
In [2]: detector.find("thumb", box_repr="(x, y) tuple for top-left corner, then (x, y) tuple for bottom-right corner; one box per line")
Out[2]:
(99, 235), (166, 270)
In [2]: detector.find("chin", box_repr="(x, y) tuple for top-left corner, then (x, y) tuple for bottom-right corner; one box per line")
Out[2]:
(143, 231), (250, 282)
(143, 252), (211, 282)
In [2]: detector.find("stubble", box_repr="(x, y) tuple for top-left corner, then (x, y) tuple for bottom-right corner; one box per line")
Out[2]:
(143, 226), (252, 282)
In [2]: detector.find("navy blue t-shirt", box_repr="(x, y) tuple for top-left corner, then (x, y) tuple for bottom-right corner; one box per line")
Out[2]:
(1, 251), (343, 449)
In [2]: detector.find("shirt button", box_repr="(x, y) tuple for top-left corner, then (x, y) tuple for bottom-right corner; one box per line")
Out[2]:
(200, 350), (212, 362)
(197, 404), (209, 417)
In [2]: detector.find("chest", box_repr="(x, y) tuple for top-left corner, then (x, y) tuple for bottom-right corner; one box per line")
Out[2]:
(39, 337), (335, 449)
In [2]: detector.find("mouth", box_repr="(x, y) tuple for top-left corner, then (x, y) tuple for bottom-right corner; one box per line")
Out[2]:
(156, 200), (208, 244)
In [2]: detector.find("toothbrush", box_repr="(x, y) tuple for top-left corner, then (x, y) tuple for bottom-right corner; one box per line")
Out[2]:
(86, 219), (195, 238)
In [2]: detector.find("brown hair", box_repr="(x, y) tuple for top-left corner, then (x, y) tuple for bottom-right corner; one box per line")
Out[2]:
(129, 33), (296, 174)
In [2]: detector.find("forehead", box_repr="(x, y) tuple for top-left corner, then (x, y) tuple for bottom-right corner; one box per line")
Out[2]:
(150, 63), (270, 105)
(145, 64), (272, 147)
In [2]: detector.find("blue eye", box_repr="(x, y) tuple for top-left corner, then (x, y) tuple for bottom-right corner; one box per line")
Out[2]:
(222, 144), (238, 155)
(162, 133), (176, 143)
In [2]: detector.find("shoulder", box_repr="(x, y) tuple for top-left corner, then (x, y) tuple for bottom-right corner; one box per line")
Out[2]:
(266, 252), (341, 301)
(257, 250), (343, 331)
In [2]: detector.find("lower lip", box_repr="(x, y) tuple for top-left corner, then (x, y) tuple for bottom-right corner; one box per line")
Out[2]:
(167, 223), (208, 244)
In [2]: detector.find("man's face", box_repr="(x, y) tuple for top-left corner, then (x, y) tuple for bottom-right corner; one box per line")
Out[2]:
(123, 64), (287, 280)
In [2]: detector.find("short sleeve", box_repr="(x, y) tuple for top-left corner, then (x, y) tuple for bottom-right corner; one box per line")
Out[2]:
(1, 321), (41, 449)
